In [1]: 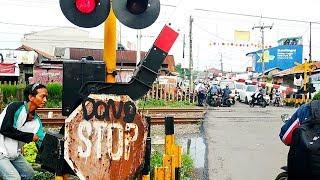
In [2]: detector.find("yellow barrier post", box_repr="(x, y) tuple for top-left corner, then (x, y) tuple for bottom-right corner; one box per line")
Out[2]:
(154, 116), (182, 180)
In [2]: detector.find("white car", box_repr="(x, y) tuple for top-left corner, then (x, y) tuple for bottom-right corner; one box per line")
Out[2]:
(239, 85), (270, 105)
(235, 82), (245, 101)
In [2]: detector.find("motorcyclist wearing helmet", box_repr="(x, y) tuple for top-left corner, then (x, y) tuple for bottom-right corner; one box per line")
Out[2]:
(209, 84), (222, 96)
(252, 86), (264, 104)
(222, 84), (232, 105)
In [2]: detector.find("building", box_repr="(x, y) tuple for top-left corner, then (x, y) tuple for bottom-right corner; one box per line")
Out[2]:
(29, 47), (176, 84)
(246, 37), (303, 73)
(21, 27), (104, 55)
(272, 61), (320, 88)
(14, 27), (176, 84)
(0, 45), (51, 83)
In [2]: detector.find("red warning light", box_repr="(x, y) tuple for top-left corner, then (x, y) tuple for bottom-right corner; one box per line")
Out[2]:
(76, 0), (96, 14)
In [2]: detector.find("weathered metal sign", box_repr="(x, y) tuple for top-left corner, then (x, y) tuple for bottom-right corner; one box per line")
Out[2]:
(64, 94), (148, 180)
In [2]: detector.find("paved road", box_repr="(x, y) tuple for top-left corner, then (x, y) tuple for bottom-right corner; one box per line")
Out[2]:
(204, 103), (297, 180)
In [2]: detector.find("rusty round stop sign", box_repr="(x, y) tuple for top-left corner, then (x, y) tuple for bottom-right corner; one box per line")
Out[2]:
(64, 94), (148, 180)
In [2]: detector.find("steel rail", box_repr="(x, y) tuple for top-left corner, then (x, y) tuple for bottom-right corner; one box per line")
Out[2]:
(41, 116), (203, 126)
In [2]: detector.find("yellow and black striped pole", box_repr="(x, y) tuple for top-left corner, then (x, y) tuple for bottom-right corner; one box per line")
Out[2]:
(155, 116), (182, 180)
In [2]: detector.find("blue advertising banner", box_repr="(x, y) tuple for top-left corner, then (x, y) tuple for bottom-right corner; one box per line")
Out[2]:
(249, 45), (303, 73)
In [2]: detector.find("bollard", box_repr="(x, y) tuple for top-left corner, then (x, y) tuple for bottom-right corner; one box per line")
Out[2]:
(154, 116), (182, 180)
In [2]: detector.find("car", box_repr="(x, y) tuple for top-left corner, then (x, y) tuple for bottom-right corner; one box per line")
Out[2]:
(239, 85), (257, 104)
(235, 82), (245, 101)
(239, 85), (270, 104)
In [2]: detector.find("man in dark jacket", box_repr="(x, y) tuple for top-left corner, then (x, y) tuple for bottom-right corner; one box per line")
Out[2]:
(222, 85), (232, 105)
(279, 98), (320, 179)
(0, 83), (48, 180)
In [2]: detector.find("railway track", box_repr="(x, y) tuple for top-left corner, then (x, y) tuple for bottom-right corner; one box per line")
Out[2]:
(37, 108), (206, 126)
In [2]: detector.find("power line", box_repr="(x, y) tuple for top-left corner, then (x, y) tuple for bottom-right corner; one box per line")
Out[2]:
(194, 8), (320, 24)
(0, 20), (73, 28)
(193, 22), (232, 42)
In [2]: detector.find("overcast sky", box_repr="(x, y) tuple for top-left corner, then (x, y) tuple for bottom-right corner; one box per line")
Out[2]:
(0, 0), (320, 72)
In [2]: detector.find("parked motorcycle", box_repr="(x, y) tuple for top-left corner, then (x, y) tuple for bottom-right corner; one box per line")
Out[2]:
(249, 93), (267, 108)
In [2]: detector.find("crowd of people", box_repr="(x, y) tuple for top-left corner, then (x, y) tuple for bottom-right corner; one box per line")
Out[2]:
(194, 80), (232, 106)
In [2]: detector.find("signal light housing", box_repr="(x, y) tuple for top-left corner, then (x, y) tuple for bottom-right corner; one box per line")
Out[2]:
(113, 0), (160, 29)
(60, 0), (160, 29)
(60, 0), (110, 28)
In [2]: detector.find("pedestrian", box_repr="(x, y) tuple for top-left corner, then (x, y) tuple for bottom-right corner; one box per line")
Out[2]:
(0, 83), (48, 180)
(195, 80), (206, 106)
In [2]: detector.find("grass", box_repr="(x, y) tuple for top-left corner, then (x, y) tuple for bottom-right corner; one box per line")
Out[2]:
(137, 99), (196, 108)
(151, 150), (195, 179)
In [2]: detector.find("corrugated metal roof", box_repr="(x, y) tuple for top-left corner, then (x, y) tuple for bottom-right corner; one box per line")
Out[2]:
(16, 45), (54, 60)
(69, 48), (174, 65)
(273, 61), (320, 77)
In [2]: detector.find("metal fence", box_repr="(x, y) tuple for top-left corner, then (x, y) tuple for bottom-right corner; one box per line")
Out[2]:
(144, 84), (197, 103)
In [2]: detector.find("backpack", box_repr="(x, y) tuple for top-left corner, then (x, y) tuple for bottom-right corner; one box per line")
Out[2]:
(288, 100), (320, 180)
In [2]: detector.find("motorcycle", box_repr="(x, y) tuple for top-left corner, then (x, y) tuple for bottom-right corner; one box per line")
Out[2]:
(230, 93), (236, 105)
(249, 93), (267, 108)
(275, 166), (288, 180)
(206, 92), (222, 107)
(273, 92), (282, 107)
(275, 114), (290, 180)
(221, 94), (233, 107)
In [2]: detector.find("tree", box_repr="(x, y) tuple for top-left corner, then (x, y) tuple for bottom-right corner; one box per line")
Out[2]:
(175, 63), (190, 78)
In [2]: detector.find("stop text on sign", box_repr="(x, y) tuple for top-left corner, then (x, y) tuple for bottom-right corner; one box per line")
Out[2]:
(77, 97), (139, 160)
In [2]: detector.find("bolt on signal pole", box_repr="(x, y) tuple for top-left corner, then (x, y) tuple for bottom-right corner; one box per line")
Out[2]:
(252, 23), (273, 82)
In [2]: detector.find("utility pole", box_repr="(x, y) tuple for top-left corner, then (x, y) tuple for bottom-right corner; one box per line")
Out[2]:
(220, 53), (223, 74)
(308, 22), (312, 99)
(309, 22), (312, 61)
(252, 23), (273, 81)
(189, 16), (193, 91)
(182, 34), (186, 80)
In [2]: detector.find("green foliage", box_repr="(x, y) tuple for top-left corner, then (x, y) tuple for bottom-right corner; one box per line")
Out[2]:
(138, 99), (166, 108)
(0, 83), (62, 107)
(150, 151), (163, 177)
(181, 153), (194, 179)
(0, 84), (25, 103)
(137, 99), (196, 108)
(43, 83), (62, 108)
(22, 142), (38, 165)
(151, 151), (194, 179)
(176, 63), (190, 78)
(46, 83), (62, 102)
(313, 91), (320, 100)
(32, 171), (54, 180)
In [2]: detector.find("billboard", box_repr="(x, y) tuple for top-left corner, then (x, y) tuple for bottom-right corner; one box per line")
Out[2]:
(0, 50), (38, 64)
(248, 45), (303, 73)
(0, 63), (19, 76)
